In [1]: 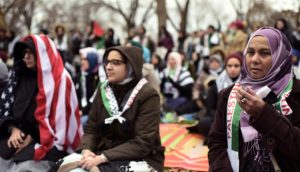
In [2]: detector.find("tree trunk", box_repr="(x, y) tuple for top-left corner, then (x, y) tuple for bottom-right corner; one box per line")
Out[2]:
(0, 10), (7, 29)
(297, 6), (300, 24)
(156, 0), (167, 28)
(126, 20), (136, 36)
(179, 0), (190, 36)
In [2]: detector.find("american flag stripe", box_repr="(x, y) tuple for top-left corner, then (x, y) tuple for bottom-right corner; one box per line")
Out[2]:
(54, 69), (67, 151)
(24, 35), (82, 160)
(33, 35), (56, 158)
(69, 98), (82, 149)
(64, 76), (71, 150)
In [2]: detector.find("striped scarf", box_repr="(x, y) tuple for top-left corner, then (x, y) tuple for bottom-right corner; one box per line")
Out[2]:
(0, 35), (83, 160)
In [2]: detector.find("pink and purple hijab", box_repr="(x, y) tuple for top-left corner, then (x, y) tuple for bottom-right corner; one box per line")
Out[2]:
(240, 27), (293, 95)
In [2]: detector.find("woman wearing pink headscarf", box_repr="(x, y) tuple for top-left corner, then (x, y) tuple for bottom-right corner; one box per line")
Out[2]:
(208, 27), (300, 171)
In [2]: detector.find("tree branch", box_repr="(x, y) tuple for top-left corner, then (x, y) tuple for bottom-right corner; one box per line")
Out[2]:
(4, 0), (22, 14)
(229, 0), (238, 11)
(141, 0), (155, 24)
(229, 0), (240, 18)
(167, 14), (179, 32)
(129, 0), (139, 25)
(179, 0), (190, 34)
(99, 0), (128, 21)
(175, 0), (182, 12)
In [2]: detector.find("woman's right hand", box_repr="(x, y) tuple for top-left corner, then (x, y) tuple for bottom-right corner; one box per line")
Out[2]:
(7, 127), (25, 149)
(81, 149), (96, 159)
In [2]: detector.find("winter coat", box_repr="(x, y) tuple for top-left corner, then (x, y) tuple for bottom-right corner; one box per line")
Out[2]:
(77, 46), (164, 171)
(208, 77), (300, 171)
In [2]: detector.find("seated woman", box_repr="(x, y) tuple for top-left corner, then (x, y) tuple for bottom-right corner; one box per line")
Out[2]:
(60, 46), (164, 172)
(76, 48), (99, 127)
(0, 35), (82, 171)
(160, 52), (194, 111)
(0, 59), (8, 94)
(206, 52), (242, 119)
(188, 52), (242, 137)
(175, 52), (224, 115)
(208, 27), (300, 171)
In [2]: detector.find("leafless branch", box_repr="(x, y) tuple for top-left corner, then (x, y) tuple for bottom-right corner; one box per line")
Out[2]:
(229, 0), (238, 12)
(129, 0), (139, 24)
(99, 0), (128, 20)
(3, 0), (23, 14)
(167, 14), (179, 31)
(175, 0), (182, 12)
(141, 0), (155, 24)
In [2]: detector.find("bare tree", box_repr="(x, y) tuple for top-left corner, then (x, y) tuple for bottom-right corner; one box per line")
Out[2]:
(229, 0), (243, 20)
(21, 0), (36, 33)
(291, 0), (300, 25)
(167, 0), (190, 35)
(0, 0), (23, 29)
(156, 0), (167, 28)
(245, 0), (274, 27)
(0, 10), (5, 29)
(95, 0), (155, 35)
(37, 0), (87, 35)
(140, 0), (155, 25)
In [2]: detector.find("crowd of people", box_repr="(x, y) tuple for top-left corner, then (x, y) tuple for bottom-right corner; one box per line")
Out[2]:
(0, 17), (300, 171)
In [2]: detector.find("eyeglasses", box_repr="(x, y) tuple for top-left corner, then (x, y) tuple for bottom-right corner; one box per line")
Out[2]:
(103, 59), (126, 66)
(23, 49), (34, 58)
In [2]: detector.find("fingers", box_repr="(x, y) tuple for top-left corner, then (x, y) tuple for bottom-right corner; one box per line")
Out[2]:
(82, 150), (96, 158)
(236, 87), (252, 110)
(80, 157), (93, 170)
(13, 137), (23, 148)
(236, 86), (266, 116)
(7, 131), (25, 149)
(20, 132), (25, 138)
(246, 87), (256, 96)
(236, 87), (249, 102)
(7, 139), (11, 148)
(8, 138), (23, 148)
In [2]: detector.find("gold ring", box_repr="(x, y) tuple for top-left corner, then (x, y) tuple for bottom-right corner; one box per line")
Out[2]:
(241, 97), (246, 103)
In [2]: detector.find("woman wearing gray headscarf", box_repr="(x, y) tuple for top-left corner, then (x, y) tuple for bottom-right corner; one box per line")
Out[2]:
(208, 27), (300, 171)
(0, 59), (8, 94)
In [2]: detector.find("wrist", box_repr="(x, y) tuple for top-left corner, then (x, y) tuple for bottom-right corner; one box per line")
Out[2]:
(81, 149), (89, 155)
(11, 126), (20, 133)
(100, 154), (108, 163)
(8, 125), (15, 133)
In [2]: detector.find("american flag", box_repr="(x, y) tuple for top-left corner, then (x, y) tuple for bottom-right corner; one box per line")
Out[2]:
(0, 35), (83, 160)
(0, 68), (18, 117)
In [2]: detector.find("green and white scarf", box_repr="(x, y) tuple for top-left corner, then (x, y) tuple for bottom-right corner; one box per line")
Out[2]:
(226, 79), (293, 171)
(101, 78), (148, 124)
